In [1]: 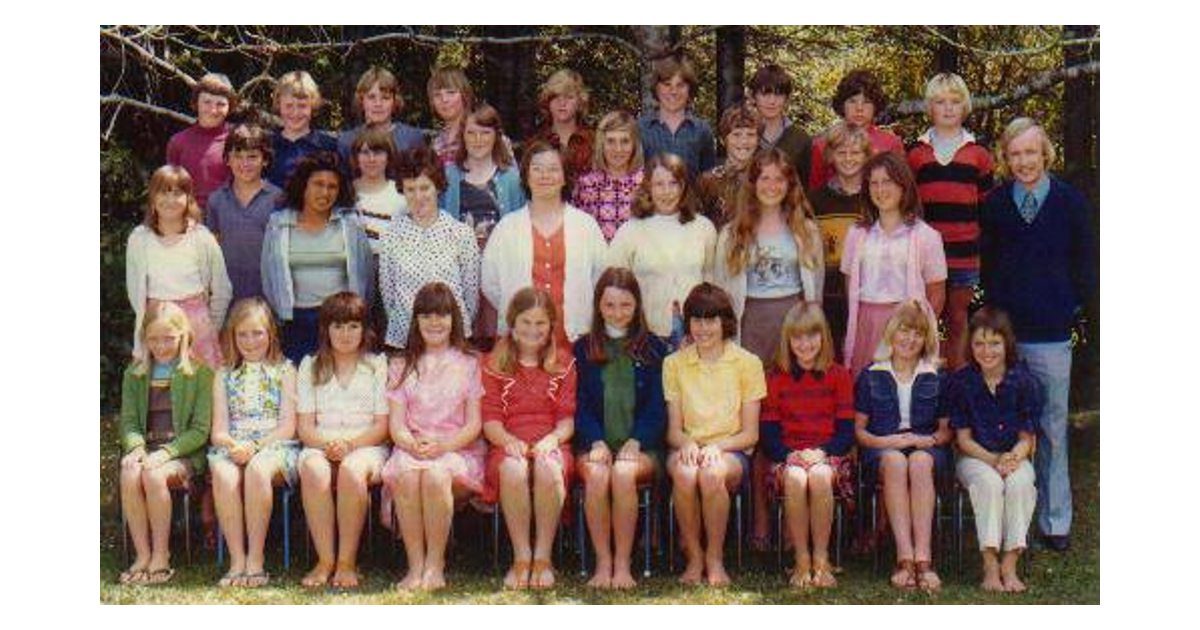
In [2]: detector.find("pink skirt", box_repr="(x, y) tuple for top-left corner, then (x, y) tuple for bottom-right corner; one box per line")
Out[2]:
(149, 296), (223, 369)
(381, 440), (486, 495)
(848, 301), (898, 377)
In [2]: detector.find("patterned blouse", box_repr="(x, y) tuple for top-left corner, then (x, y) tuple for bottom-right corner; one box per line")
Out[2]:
(223, 361), (288, 441)
(571, 168), (644, 242)
(378, 212), (481, 348)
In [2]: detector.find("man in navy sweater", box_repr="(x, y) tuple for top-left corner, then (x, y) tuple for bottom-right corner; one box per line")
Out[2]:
(979, 118), (1098, 552)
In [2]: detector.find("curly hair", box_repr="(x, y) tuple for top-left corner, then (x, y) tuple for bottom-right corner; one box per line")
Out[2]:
(831, 69), (888, 118)
(283, 151), (354, 211)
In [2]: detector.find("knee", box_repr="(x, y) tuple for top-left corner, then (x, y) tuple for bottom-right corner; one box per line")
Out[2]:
(784, 466), (809, 497)
(244, 459), (273, 487)
(907, 452), (935, 479)
(422, 467), (452, 492)
(611, 460), (638, 489)
(299, 457), (330, 488)
(499, 458), (529, 487)
(670, 462), (698, 491)
(140, 467), (169, 491)
(394, 472), (422, 503)
(698, 465), (727, 496)
(120, 463), (145, 490)
(336, 466), (368, 494)
(533, 458), (562, 488)
(582, 462), (611, 490)
(807, 464), (833, 490)
(879, 451), (908, 480)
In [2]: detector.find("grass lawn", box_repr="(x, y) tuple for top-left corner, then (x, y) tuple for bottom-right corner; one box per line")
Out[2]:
(99, 412), (1098, 604)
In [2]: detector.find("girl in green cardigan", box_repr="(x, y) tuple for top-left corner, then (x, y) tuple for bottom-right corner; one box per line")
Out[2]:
(118, 302), (213, 585)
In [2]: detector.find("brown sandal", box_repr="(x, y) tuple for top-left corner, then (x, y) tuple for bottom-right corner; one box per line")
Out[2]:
(529, 559), (556, 590)
(812, 559), (838, 588)
(891, 559), (917, 590)
(505, 560), (532, 589)
(915, 560), (942, 592)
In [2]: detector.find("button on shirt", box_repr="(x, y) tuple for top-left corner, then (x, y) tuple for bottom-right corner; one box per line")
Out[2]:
(639, 112), (717, 177)
(662, 342), (767, 450)
(949, 363), (1042, 453)
(531, 224), (570, 349)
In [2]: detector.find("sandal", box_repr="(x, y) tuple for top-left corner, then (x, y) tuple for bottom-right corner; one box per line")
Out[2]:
(789, 557), (813, 588)
(242, 572), (270, 588)
(118, 569), (148, 585)
(145, 568), (175, 585)
(529, 559), (555, 590)
(218, 571), (244, 588)
(812, 560), (838, 589)
(915, 560), (941, 592)
(890, 559), (916, 591)
(505, 560), (531, 589)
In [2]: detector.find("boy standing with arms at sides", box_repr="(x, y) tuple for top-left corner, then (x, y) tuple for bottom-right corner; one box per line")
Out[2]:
(749, 64), (813, 187)
(638, 56), (716, 178)
(204, 124), (283, 303)
(266, 70), (338, 188)
(979, 118), (1097, 553)
(808, 69), (904, 192)
(166, 73), (236, 209)
(907, 73), (994, 369)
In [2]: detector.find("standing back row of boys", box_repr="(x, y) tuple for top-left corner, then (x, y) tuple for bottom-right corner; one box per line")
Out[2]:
(118, 55), (1096, 594)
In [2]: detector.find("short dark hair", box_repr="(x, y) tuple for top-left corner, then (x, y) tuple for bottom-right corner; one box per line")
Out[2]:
(652, 56), (698, 104)
(395, 146), (447, 192)
(519, 140), (570, 201)
(749, 63), (793, 96)
(283, 152), (354, 211)
(223, 123), (273, 166)
(683, 283), (738, 341)
(967, 307), (1020, 370)
(832, 69), (888, 118)
(349, 123), (399, 179)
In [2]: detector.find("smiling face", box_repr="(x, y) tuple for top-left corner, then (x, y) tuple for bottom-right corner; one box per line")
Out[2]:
(303, 170), (340, 215)
(513, 306), (552, 356)
(789, 331), (823, 370)
(867, 166), (902, 214)
(689, 316), (724, 352)
(432, 88), (465, 123)
(832, 144), (867, 180)
(725, 127), (760, 165)
(235, 317), (271, 363)
(328, 320), (364, 356)
(356, 145), (389, 181)
(650, 165), (683, 215)
(599, 286), (637, 331)
(527, 150), (566, 200)
(145, 320), (184, 365)
(602, 129), (635, 173)
(842, 93), (876, 129)
(754, 163), (789, 208)
(753, 90), (787, 123)
(153, 186), (190, 231)
(1004, 127), (1049, 188)
(227, 149), (266, 184)
(971, 328), (1007, 375)
(417, 311), (453, 349)
(655, 74), (690, 115)
(361, 83), (396, 124)
(278, 94), (314, 135)
(930, 91), (966, 130)
(401, 174), (439, 223)
(463, 118), (497, 161)
(890, 323), (925, 362)
(196, 91), (231, 129)
(549, 93), (580, 124)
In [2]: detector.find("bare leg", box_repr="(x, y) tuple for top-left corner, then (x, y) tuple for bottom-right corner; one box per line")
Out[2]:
(498, 456), (532, 588)
(668, 453), (704, 584)
(879, 451), (916, 589)
(243, 455), (278, 582)
(699, 455), (739, 586)
(782, 465), (812, 587)
(210, 459), (247, 583)
(908, 451), (940, 591)
(531, 456), (566, 588)
(579, 461), (613, 588)
(331, 452), (377, 588)
(142, 462), (187, 574)
(420, 466), (454, 591)
(807, 463), (836, 587)
(299, 455), (335, 587)
(1000, 549), (1026, 592)
(391, 469), (425, 590)
(120, 462), (152, 580)
(610, 455), (654, 589)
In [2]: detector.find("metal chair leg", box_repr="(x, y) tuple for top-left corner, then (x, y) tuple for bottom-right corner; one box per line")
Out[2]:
(834, 500), (844, 568)
(182, 490), (192, 565)
(641, 486), (652, 578)
(735, 491), (743, 571)
(667, 494), (675, 573)
(775, 498), (783, 570)
(217, 523), (225, 567)
(282, 487), (292, 571)
(577, 487), (588, 577)
(492, 507), (500, 571)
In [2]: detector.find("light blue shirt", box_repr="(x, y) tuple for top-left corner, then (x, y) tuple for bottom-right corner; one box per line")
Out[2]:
(1011, 175), (1050, 212)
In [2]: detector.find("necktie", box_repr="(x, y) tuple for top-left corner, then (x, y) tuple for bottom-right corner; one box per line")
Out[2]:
(1019, 191), (1039, 224)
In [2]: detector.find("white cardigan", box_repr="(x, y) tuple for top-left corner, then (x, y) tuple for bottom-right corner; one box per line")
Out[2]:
(481, 204), (608, 341)
(125, 222), (233, 356)
(712, 219), (825, 321)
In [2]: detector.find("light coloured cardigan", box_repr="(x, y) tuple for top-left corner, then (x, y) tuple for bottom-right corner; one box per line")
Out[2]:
(712, 219), (825, 321)
(481, 203), (608, 341)
(125, 222), (232, 357)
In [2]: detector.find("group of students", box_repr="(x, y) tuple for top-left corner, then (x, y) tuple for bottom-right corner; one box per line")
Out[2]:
(116, 54), (1097, 595)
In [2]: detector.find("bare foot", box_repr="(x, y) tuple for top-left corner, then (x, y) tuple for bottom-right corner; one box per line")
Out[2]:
(330, 565), (361, 589)
(587, 561), (613, 589)
(302, 560), (334, 588)
(610, 562), (637, 590)
(1000, 554), (1026, 593)
(421, 565), (447, 591)
(679, 552), (705, 585)
(705, 558), (732, 587)
(146, 553), (171, 576)
(504, 559), (531, 589)
(396, 568), (424, 591)
(915, 561), (941, 593)
(982, 552), (1004, 592)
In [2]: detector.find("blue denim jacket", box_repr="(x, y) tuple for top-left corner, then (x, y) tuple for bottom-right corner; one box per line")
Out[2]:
(854, 360), (949, 437)
(260, 207), (376, 320)
(948, 362), (1042, 453)
(440, 163), (526, 221)
(572, 334), (669, 453)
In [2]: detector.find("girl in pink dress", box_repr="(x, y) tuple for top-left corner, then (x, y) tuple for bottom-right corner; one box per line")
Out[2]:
(382, 282), (486, 592)
(482, 287), (577, 590)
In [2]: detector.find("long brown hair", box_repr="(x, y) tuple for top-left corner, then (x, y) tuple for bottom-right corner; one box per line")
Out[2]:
(396, 282), (472, 386)
(724, 149), (820, 274)
(145, 165), (204, 235)
(455, 103), (515, 169)
(857, 151), (923, 227)
(585, 267), (660, 365)
(489, 287), (562, 376)
(312, 292), (377, 386)
(631, 152), (699, 223)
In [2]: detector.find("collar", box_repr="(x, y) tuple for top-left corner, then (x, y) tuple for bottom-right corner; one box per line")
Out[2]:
(916, 127), (976, 146)
(276, 206), (354, 227)
(868, 220), (913, 238)
(869, 358), (939, 377)
(1012, 175), (1051, 207)
(681, 341), (738, 366)
(789, 364), (825, 382)
(645, 111), (698, 130)
(760, 117), (792, 147)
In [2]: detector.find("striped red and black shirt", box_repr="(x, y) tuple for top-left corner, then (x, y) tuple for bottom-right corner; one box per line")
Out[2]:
(907, 132), (995, 272)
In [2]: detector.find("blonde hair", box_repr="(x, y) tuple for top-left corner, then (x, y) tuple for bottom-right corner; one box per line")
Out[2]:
(996, 117), (1057, 178)
(354, 66), (403, 118)
(539, 68), (590, 121)
(133, 301), (198, 376)
(822, 121), (873, 167)
(591, 110), (643, 173)
(774, 302), (834, 374)
(489, 287), (561, 376)
(923, 72), (973, 117)
(220, 297), (285, 369)
(873, 299), (940, 364)
(145, 165), (203, 235)
(273, 70), (322, 111)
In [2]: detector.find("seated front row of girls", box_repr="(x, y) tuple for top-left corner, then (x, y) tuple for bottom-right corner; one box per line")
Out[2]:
(116, 281), (1042, 594)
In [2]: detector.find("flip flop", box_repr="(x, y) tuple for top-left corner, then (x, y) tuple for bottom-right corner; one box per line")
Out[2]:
(145, 568), (175, 585)
(218, 571), (245, 588)
(242, 572), (270, 588)
(118, 569), (148, 585)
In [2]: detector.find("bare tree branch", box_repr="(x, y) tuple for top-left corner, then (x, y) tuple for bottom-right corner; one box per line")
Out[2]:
(101, 94), (194, 125)
(920, 25), (1100, 59)
(101, 26), (197, 88)
(885, 61), (1100, 120)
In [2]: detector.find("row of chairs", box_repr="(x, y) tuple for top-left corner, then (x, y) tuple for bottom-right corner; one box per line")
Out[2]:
(118, 456), (1015, 581)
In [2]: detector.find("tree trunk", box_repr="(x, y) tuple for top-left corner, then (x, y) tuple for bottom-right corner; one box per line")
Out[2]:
(481, 25), (539, 141)
(632, 26), (672, 113)
(934, 25), (959, 74)
(716, 26), (746, 120)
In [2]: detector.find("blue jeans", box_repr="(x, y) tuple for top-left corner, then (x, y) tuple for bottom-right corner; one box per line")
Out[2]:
(1018, 341), (1073, 536)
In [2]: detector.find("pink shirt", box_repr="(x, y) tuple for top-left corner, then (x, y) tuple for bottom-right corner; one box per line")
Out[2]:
(166, 123), (230, 209)
(387, 348), (484, 440)
(852, 222), (946, 304)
